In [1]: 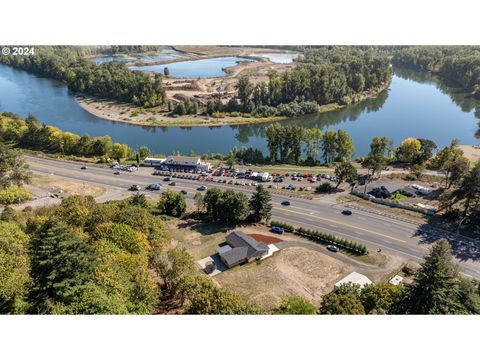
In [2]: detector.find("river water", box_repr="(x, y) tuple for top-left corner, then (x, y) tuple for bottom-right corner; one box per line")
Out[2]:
(0, 63), (478, 157)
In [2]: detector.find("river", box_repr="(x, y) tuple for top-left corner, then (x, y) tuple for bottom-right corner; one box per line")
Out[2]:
(0, 63), (479, 157)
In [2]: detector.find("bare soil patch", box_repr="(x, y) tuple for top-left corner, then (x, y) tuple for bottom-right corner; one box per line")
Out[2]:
(248, 233), (283, 244)
(215, 247), (351, 309)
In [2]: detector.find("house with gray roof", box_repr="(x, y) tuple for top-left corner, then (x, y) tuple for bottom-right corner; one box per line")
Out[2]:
(219, 231), (269, 268)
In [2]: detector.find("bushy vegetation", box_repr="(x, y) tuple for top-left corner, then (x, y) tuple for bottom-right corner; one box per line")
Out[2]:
(0, 185), (31, 205)
(393, 46), (480, 98)
(234, 47), (391, 116)
(319, 240), (480, 315)
(0, 46), (165, 107)
(0, 195), (261, 314)
(270, 221), (367, 255)
(0, 112), (133, 159)
(0, 142), (31, 205)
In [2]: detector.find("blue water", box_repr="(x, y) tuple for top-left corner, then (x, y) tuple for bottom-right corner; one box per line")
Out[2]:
(0, 63), (478, 157)
(129, 56), (253, 78)
(90, 56), (131, 64)
(252, 53), (298, 63)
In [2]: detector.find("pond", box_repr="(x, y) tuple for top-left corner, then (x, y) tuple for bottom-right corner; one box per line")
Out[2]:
(251, 53), (298, 63)
(0, 63), (479, 157)
(129, 56), (253, 78)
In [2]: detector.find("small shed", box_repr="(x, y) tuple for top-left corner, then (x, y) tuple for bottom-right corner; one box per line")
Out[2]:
(334, 272), (373, 289)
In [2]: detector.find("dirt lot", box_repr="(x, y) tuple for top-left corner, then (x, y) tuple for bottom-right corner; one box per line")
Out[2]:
(215, 247), (351, 309)
(26, 174), (105, 198)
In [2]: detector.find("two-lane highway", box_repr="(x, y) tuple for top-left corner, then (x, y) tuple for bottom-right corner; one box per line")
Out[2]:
(24, 155), (480, 278)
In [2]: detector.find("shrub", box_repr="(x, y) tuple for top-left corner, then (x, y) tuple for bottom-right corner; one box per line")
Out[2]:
(0, 186), (31, 205)
(315, 182), (334, 194)
(270, 221), (367, 255)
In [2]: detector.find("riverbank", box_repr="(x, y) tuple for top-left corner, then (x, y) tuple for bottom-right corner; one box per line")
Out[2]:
(75, 81), (389, 127)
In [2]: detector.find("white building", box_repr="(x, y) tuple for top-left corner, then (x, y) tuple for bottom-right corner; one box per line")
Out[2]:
(144, 156), (211, 172)
(334, 272), (373, 289)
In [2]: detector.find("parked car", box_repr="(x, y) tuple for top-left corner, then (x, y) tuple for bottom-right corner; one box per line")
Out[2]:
(281, 200), (291, 206)
(169, 181), (176, 186)
(113, 171), (121, 175)
(146, 183), (161, 190)
(129, 184), (141, 191)
(327, 245), (339, 252)
(163, 177), (170, 181)
(80, 165), (87, 170)
(341, 209), (353, 216)
(271, 226), (284, 234)
(197, 186), (207, 191)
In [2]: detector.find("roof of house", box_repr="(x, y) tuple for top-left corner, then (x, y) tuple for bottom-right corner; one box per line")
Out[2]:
(334, 272), (373, 288)
(165, 156), (200, 164)
(367, 180), (403, 194)
(221, 231), (269, 266)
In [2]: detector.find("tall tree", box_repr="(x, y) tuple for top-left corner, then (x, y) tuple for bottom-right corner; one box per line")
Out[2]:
(303, 128), (323, 161)
(361, 136), (391, 177)
(29, 218), (96, 313)
(405, 240), (464, 314)
(334, 161), (358, 189)
(249, 184), (272, 222)
(319, 283), (365, 315)
(335, 129), (355, 161)
(157, 190), (187, 217)
(321, 130), (338, 164)
(0, 143), (31, 189)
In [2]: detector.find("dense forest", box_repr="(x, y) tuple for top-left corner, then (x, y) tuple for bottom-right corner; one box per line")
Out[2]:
(225, 47), (392, 118)
(0, 46), (166, 107)
(0, 112), (133, 160)
(393, 46), (480, 99)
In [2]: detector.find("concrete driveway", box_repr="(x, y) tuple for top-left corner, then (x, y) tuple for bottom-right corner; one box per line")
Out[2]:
(197, 254), (229, 277)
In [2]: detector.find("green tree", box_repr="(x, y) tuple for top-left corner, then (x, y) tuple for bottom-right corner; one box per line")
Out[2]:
(397, 138), (422, 164)
(235, 75), (254, 112)
(0, 142), (31, 189)
(360, 283), (406, 314)
(203, 188), (223, 220)
(266, 123), (281, 162)
(303, 128), (323, 161)
(361, 136), (391, 177)
(218, 190), (250, 223)
(193, 192), (204, 212)
(129, 193), (149, 208)
(157, 190), (187, 217)
(321, 130), (338, 164)
(0, 221), (31, 313)
(249, 184), (272, 222)
(405, 240), (464, 314)
(29, 218), (96, 313)
(335, 129), (355, 161)
(334, 161), (358, 189)
(274, 295), (317, 314)
(180, 274), (262, 314)
(319, 283), (365, 314)
(110, 142), (130, 162)
(152, 248), (196, 302)
(138, 145), (151, 159)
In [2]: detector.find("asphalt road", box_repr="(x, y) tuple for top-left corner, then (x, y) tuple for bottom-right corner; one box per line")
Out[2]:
(24, 155), (480, 279)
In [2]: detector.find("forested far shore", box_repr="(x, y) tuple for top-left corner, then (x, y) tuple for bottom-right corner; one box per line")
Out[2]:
(0, 46), (166, 107)
(393, 46), (480, 99)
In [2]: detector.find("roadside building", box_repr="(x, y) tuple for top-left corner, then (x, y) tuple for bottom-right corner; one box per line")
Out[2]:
(367, 180), (403, 199)
(218, 231), (269, 268)
(143, 155), (211, 172)
(334, 272), (373, 289)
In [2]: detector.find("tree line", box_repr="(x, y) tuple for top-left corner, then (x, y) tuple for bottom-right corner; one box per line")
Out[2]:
(393, 46), (480, 99)
(0, 195), (262, 314)
(0, 46), (166, 107)
(226, 47), (392, 117)
(0, 112), (134, 161)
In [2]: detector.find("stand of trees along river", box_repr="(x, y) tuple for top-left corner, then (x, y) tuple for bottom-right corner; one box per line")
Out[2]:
(0, 46), (166, 107)
(393, 46), (480, 99)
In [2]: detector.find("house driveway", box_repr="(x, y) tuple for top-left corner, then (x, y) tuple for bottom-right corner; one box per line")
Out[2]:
(197, 254), (229, 277)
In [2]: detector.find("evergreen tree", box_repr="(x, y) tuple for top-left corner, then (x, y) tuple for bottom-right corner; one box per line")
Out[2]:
(249, 184), (273, 222)
(405, 240), (464, 314)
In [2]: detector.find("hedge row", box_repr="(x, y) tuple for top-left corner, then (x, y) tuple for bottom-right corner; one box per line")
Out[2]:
(270, 220), (368, 255)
